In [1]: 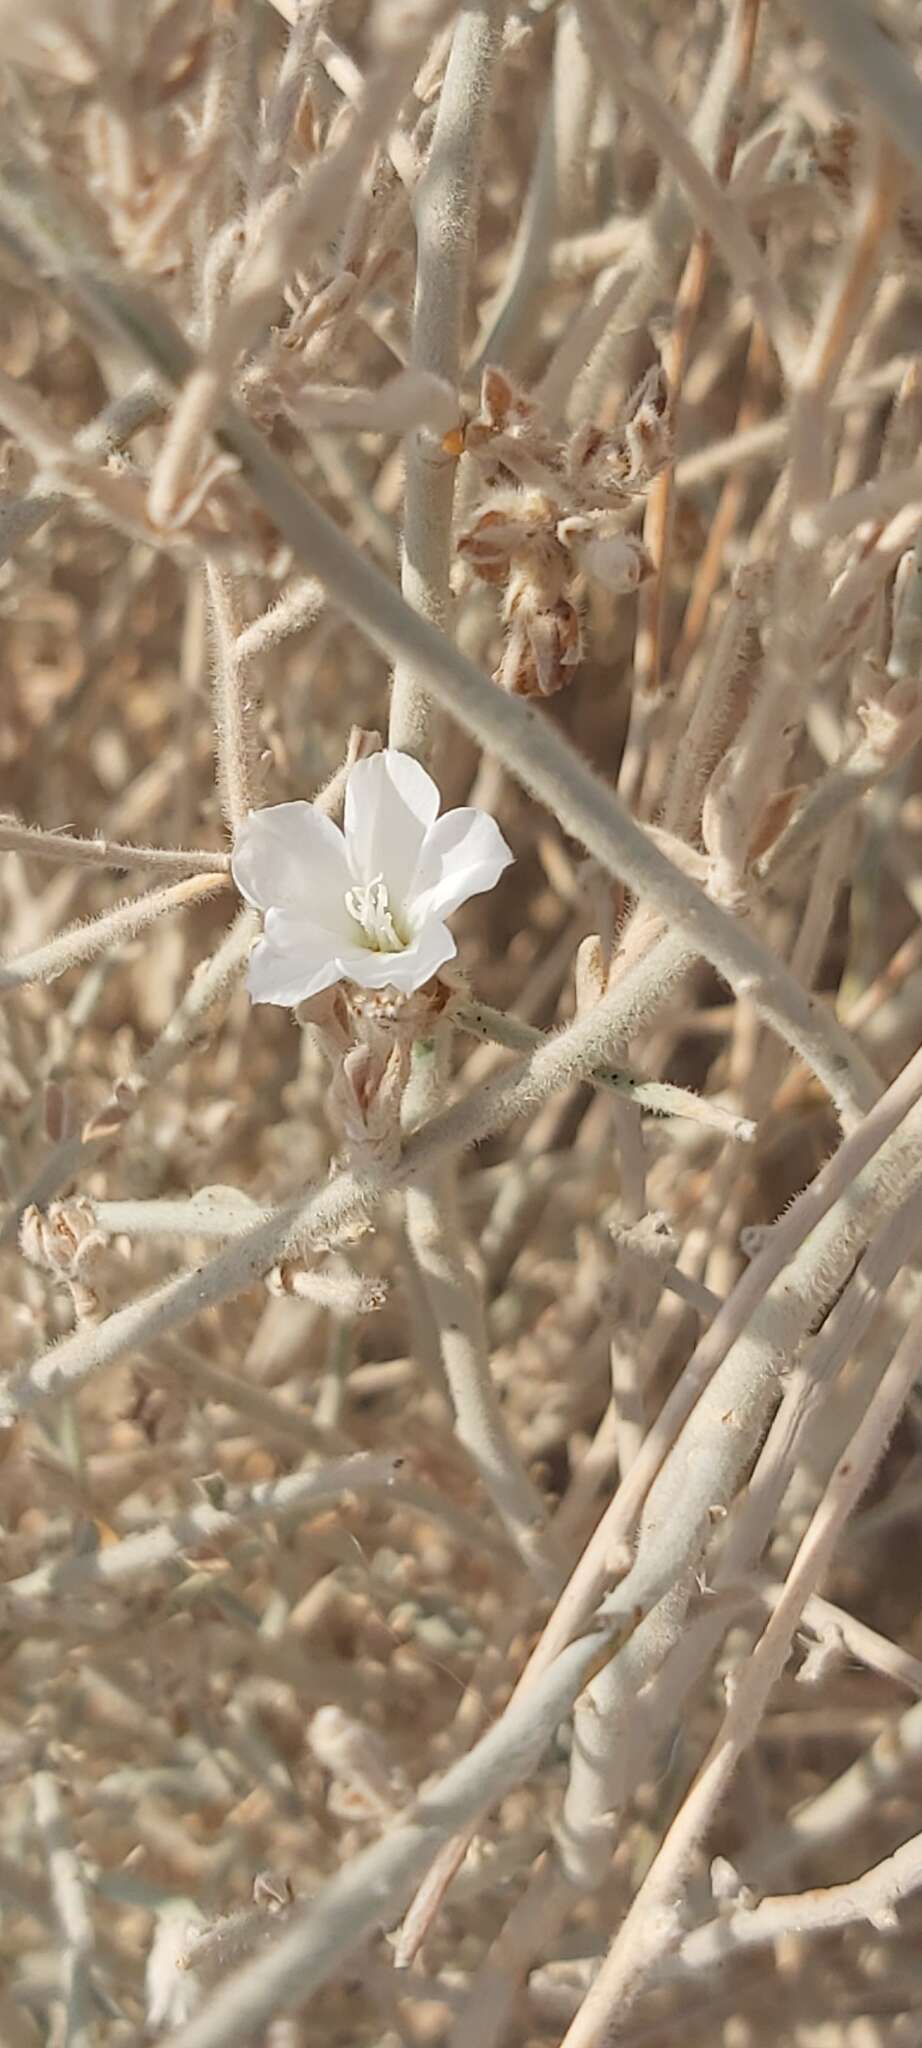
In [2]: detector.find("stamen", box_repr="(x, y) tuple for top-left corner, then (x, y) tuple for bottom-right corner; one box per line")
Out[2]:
(344, 875), (404, 953)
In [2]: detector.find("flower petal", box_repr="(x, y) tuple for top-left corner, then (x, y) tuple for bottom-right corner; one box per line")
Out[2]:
(245, 934), (344, 1008)
(262, 909), (393, 992)
(232, 803), (353, 934)
(344, 750), (440, 910)
(343, 918), (456, 993)
(258, 909), (456, 999)
(407, 808), (514, 926)
(262, 906), (346, 951)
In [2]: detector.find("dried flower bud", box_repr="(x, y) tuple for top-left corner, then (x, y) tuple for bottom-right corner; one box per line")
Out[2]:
(458, 491), (560, 587)
(568, 367), (671, 497)
(481, 365), (521, 429)
(329, 1027), (410, 1169)
(620, 364), (671, 483)
(20, 1198), (110, 1320)
(461, 364), (547, 455)
(497, 586), (582, 698)
(458, 509), (532, 585)
(18, 1205), (48, 1272)
(20, 1196), (103, 1269)
(566, 418), (626, 492)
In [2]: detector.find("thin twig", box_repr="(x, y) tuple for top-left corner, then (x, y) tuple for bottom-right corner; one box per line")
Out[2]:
(558, 1289), (922, 2044)
(455, 1001), (756, 1140)
(388, 0), (505, 758)
(205, 565), (256, 826)
(800, 0), (922, 183)
(4, 1455), (404, 1609)
(401, 1033), (562, 1588)
(575, 0), (800, 382)
(631, 0), (762, 708)
(396, 1035), (922, 1949)
(0, 820), (228, 876)
(31, 1771), (94, 2048)
(0, 375), (160, 567)
(0, 872), (231, 995)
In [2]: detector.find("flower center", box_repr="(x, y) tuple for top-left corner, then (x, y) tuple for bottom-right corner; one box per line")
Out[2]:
(344, 874), (406, 953)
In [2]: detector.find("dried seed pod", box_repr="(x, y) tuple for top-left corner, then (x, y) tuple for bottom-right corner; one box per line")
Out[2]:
(20, 1197), (103, 1275)
(19, 1197), (111, 1321)
(458, 490), (560, 585)
(457, 508), (533, 584)
(566, 417), (629, 493)
(461, 363), (549, 454)
(568, 365), (671, 496)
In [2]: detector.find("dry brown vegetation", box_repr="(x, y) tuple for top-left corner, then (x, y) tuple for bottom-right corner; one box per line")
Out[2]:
(3, 1), (922, 2044)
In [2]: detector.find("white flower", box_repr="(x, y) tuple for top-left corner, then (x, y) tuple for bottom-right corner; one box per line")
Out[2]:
(231, 749), (514, 1007)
